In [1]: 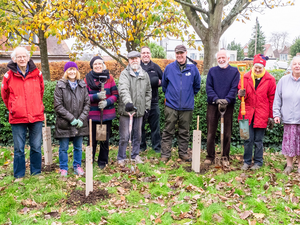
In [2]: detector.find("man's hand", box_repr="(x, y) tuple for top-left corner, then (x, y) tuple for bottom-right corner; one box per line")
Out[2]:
(98, 100), (107, 109)
(70, 119), (78, 126)
(267, 118), (274, 129)
(76, 119), (83, 128)
(216, 99), (228, 105)
(238, 89), (246, 97)
(125, 103), (134, 112)
(97, 91), (106, 100)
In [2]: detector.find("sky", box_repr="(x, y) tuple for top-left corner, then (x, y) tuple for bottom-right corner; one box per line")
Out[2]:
(221, 1), (300, 47)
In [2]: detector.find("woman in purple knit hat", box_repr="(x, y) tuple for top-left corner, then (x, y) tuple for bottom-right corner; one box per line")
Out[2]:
(54, 61), (90, 176)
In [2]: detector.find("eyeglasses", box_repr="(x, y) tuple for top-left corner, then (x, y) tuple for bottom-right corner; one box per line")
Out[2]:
(16, 56), (28, 60)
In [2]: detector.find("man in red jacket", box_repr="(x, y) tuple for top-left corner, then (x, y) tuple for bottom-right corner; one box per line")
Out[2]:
(1, 47), (45, 178)
(238, 54), (276, 170)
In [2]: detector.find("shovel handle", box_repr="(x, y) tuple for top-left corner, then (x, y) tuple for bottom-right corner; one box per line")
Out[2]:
(44, 113), (47, 127)
(238, 64), (247, 116)
(197, 116), (199, 131)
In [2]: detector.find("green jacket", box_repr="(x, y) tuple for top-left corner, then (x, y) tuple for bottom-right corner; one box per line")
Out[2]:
(118, 65), (152, 117)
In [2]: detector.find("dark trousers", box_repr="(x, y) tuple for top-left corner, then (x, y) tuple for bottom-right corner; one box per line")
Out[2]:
(140, 103), (161, 153)
(243, 121), (265, 166)
(90, 120), (112, 166)
(206, 104), (234, 161)
(161, 106), (193, 158)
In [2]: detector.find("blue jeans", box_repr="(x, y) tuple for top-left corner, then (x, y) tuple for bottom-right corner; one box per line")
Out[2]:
(141, 104), (161, 153)
(11, 121), (43, 178)
(243, 121), (266, 166)
(59, 136), (83, 171)
(117, 115), (143, 160)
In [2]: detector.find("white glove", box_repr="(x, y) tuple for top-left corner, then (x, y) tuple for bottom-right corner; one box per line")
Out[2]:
(97, 91), (106, 100)
(98, 100), (107, 109)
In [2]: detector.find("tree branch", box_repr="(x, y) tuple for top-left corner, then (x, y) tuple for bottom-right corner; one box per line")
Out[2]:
(174, 0), (208, 15)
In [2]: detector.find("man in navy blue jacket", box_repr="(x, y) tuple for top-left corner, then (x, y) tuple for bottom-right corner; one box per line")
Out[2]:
(161, 45), (201, 162)
(204, 50), (240, 165)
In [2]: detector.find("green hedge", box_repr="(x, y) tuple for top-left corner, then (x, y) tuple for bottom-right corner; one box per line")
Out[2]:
(0, 69), (285, 150)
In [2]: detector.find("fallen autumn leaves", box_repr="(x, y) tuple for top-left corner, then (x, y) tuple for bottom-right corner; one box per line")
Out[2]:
(1, 146), (300, 224)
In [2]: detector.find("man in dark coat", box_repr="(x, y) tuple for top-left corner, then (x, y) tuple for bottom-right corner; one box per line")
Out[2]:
(140, 46), (163, 153)
(205, 50), (240, 165)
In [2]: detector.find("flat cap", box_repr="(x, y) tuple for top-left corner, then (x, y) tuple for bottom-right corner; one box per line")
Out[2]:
(127, 51), (141, 58)
(175, 45), (187, 53)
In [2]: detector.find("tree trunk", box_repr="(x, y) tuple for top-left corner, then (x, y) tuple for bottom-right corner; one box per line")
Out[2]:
(202, 34), (220, 75)
(38, 29), (51, 81)
(180, 1), (224, 75)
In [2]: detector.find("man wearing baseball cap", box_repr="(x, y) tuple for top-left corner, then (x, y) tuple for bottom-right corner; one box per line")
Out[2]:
(161, 45), (201, 162)
(117, 51), (152, 166)
(238, 54), (276, 170)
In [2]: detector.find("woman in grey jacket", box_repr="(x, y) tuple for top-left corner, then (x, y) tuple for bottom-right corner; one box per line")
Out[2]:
(54, 62), (90, 176)
(273, 56), (300, 175)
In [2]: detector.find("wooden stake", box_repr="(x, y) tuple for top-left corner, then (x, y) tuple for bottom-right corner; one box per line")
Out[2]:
(86, 119), (93, 196)
(42, 113), (52, 165)
(192, 116), (201, 173)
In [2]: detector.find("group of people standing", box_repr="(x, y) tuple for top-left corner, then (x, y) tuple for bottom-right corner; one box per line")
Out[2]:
(1, 46), (300, 179)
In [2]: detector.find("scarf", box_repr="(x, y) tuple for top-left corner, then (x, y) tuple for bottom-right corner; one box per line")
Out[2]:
(251, 67), (265, 86)
(85, 69), (110, 90)
(68, 80), (78, 90)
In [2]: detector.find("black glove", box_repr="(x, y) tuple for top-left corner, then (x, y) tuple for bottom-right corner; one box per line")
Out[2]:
(267, 118), (274, 129)
(143, 109), (149, 122)
(150, 76), (159, 87)
(216, 99), (228, 105)
(238, 89), (246, 97)
(125, 103), (134, 112)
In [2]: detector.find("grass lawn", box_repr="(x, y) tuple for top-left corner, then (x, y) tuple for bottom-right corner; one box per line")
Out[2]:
(0, 144), (300, 225)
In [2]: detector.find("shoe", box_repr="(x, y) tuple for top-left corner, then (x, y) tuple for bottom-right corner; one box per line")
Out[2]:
(60, 169), (68, 177)
(284, 166), (293, 175)
(99, 164), (106, 170)
(74, 166), (84, 175)
(160, 157), (170, 162)
(241, 163), (250, 170)
(118, 160), (126, 167)
(204, 159), (213, 165)
(179, 154), (192, 162)
(155, 150), (161, 154)
(134, 155), (144, 164)
(250, 164), (261, 170)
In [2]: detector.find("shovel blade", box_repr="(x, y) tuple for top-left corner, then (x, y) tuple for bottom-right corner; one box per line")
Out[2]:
(96, 124), (107, 141)
(239, 119), (250, 140)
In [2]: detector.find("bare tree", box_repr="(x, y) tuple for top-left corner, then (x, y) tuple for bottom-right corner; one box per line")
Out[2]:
(174, 0), (294, 74)
(269, 31), (289, 50)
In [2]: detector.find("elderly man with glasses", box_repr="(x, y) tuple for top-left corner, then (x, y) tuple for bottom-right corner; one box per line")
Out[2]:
(1, 46), (45, 178)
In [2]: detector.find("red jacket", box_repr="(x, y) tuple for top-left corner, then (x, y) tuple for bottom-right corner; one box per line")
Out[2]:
(238, 70), (276, 128)
(1, 60), (44, 124)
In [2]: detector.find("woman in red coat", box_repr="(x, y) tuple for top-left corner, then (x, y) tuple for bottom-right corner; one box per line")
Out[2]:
(238, 54), (276, 170)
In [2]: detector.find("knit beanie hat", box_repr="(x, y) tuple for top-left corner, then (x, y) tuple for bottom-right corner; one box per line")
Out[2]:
(64, 61), (78, 72)
(253, 54), (269, 67)
(90, 56), (103, 69)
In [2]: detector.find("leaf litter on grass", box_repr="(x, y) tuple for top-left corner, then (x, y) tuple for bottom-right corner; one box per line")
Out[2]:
(2, 145), (300, 224)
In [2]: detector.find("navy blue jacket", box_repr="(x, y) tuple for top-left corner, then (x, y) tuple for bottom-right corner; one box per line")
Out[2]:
(206, 65), (240, 105)
(162, 59), (201, 110)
